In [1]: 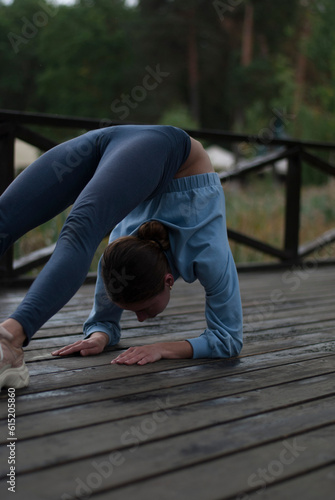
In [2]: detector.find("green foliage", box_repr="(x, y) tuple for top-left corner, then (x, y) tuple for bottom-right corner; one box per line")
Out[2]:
(0, 0), (46, 109)
(0, 0), (136, 118)
(0, 0), (335, 160)
(35, 1), (136, 118)
(1, 0), (334, 269)
(225, 177), (335, 264)
(158, 103), (198, 129)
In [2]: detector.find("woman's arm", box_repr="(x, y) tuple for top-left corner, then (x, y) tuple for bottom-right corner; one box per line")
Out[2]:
(187, 250), (243, 359)
(82, 255), (123, 345)
(52, 255), (123, 357)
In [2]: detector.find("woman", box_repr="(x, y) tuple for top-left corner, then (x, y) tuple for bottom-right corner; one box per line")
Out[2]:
(0, 124), (243, 390)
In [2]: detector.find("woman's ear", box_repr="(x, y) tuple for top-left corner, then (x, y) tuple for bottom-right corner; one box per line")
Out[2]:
(164, 273), (174, 289)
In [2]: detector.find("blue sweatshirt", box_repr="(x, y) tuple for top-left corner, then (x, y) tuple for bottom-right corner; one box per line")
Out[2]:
(83, 172), (243, 359)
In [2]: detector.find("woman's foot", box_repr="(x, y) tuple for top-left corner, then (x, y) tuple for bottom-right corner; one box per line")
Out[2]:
(0, 325), (29, 390)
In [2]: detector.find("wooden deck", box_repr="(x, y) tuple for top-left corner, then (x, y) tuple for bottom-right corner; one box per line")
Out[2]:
(1, 265), (335, 499)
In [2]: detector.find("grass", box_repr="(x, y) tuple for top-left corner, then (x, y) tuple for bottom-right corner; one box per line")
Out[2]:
(14, 174), (335, 275)
(224, 174), (335, 263)
(14, 211), (108, 275)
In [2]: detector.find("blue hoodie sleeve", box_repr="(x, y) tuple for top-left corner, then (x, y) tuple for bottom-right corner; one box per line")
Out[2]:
(83, 256), (123, 346)
(186, 249), (243, 359)
(170, 182), (243, 359)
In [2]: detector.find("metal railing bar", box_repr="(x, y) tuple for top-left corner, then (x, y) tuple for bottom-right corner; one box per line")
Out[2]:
(1, 110), (335, 277)
(284, 150), (302, 260)
(0, 123), (14, 137)
(15, 124), (58, 152)
(219, 146), (299, 180)
(2, 109), (335, 150)
(301, 150), (335, 177)
(227, 229), (289, 260)
(186, 128), (335, 150)
(0, 109), (116, 130)
(298, 229), (335, 259)
(12, 243), (56, 276)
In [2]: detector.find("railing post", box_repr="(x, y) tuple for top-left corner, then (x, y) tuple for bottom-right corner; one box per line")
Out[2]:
(0, 126), (15, 278)
(284, 146), (302, 262)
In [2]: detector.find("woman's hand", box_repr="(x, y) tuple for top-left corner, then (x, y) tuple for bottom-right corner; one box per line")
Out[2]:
(111, 345), (163, 366)
(111, 341), (193, 366)
(51, 332), (109, 357)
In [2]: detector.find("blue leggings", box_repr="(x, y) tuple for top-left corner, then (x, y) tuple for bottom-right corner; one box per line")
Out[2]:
(0, 125), (190, 344)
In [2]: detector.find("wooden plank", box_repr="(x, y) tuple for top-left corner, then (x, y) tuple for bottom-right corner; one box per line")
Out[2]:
(21, 323), (335, 368)
(0, 342), (333, 419)
(1, 268), (334, 332)
(19, 325), (335, 368)
(25, 304), (333, 344)
(2, 321), (335, 388)
(0, 265), (334, 500)
(87, 425), (335, 500)
(2, 417), (334, 499)
(243, 463), (335, 499)
(2, 393), (334, 477)
(17, 295), (335, 346)
(1, 359), (334, 441)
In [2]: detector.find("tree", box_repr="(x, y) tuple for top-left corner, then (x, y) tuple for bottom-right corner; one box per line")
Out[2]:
(35, 0), (135, 118)
(136, 0), (231, 128)
(0, 0), (51, 110)
(1, 0), (335, 146)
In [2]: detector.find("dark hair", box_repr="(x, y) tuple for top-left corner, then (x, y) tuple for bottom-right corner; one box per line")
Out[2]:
(101, 221), (170, 304)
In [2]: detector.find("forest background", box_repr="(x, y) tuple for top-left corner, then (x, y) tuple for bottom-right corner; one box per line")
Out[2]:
(0, 0), (335, 265)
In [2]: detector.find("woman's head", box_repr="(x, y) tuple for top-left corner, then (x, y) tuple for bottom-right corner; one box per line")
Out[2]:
(101, 221), (173, 314)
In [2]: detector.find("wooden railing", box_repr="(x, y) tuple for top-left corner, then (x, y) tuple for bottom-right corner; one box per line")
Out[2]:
(1, 109), (335, 280)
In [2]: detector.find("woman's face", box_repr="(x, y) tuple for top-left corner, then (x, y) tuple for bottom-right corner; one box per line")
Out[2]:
(115, 276), (173, 322)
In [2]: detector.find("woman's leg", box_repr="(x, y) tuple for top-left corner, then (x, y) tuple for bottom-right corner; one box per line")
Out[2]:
(0, 131), (101, 389)
(0, 132), (99, 257)
(5, 128), (181, 344)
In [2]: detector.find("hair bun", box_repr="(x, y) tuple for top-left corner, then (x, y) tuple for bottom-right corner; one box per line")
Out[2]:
(137, 221), (170, 251)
